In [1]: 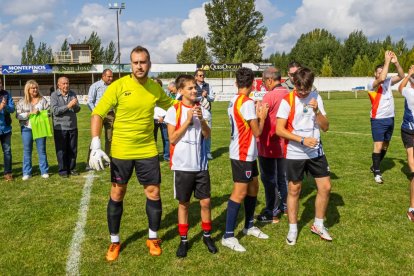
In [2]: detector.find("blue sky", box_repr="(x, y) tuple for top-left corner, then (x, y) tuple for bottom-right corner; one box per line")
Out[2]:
(0, 0), (413, 65)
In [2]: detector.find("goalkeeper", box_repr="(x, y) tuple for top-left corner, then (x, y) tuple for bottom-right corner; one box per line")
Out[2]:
(89, 46), (175, 261)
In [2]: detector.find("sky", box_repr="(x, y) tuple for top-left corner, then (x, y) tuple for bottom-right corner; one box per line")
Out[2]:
(0, 0), (413, 65)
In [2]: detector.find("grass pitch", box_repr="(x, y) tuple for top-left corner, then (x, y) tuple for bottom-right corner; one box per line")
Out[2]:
(1, 95), (414, 275)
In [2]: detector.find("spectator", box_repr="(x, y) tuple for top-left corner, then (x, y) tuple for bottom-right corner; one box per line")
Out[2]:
(256, 67), (289, 223)
(0, 78), (15, 181)
(152, 78), (170, 161)
(167, 81), (178, 99)
(16, 80), (50, 180)
(50, 76), (81, 178)
(195, 69), (214, 160)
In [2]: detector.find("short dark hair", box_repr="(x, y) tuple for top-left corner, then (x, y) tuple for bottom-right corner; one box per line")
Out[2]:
(175, 74), (195, 90)
(292, 67), (314, 92)
(236, 67), (254, 88)
(375, 64), (384, 71)
(195, 69), (205, 76)
(102, 68), (112, 76)
(130, 45), (151, 61)
(153, 78), (163, 87)
(288, 61), (302, 69)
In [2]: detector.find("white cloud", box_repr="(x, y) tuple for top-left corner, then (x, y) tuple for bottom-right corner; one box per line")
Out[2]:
(263, 0), (414, 57)
(256, 0), (283, 21)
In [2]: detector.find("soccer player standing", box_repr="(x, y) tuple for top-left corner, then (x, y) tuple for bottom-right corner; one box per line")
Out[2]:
(89, 46), (175, 261)
(398, 65), (414, 222)
(276, 67), (332, 245)
(367, 50), (404, 184)
(221, 67), (269, 252)
(165, 74), (217, 257)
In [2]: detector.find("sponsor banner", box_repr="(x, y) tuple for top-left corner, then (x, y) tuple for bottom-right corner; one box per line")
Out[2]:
(2, 65), (53, 74)
(242, 63), (272, 71)
(102, 64), (132, 73)
(248, 78), (267, 101)
(52, 64), (103, 73)
(197, 63), (242, 72)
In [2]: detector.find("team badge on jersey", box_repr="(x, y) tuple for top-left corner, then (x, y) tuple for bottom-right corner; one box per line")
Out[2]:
(245, 170), (252, 178)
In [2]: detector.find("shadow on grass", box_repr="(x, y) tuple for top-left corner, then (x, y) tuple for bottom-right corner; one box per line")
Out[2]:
(298, 192), (345, 234)
(210, 147), (228, 159)
(398, 159), (411, 180)
(157, 194), (230, 248)
(381, 157), (396, 174)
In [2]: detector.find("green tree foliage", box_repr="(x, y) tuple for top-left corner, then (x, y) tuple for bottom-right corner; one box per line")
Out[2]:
(351, 55), (372, 76)
(289, 29), (342, 76)
(35, 42), (53, 64)
(21, 35), (37, 64)
(177, 36), (212, 63)
(341, 30), (369, 76)
(60, 39), (70, 52)
(269, 52), (290, 75)
(320, 56), (333, 77)
(83, 31), (105, 63)
(204, 0), (266, 63)
(103, 41), (116, 64)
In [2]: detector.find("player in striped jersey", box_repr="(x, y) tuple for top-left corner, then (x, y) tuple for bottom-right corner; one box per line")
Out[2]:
(221, 68), (269, 252)
(367, 50), (404, 184)
(164, 74), (217, 257)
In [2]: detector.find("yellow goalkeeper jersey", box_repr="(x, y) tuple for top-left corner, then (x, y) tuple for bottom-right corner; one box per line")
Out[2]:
(92, 74), (174, 159)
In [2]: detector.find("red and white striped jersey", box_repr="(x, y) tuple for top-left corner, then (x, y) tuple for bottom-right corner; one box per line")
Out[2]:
(228, 94), (258, 161)
(367, 77), (394, 119)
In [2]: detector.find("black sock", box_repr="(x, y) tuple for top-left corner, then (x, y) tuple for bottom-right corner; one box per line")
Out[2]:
(107, 198), (123, 235)
(146, 198), (162, 232)
(224, 199), (241, 238)
(244, 195), (257, 229)
(372, 153), (381, 175)
(380, 149), (387, 161)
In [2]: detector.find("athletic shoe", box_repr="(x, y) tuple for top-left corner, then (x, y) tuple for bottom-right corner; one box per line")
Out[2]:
(257, 213), (280, 224)
(176, 241), (188, 258)
(207, 153), (213, 160)
(4, 173), (13, 181)
(286, 231), (298, 246)
(242, 226), (269, 239)
(106, 242), (121, 261)
(203, 236), (218, 254)
(146, 239), (162, 256)
(41, 174), (49, 179)
(221, 236), (246, 252)
(374, 174), (383, 184)
(311, 225), (333, 241)
(70, 170), (80, 176)
(22, 175), (31, 181)
(407, 210), (414, 222)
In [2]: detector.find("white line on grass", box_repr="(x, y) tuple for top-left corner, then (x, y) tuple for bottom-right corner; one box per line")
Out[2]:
(66, 170), (95, 276)
(329, 130), (371, 136)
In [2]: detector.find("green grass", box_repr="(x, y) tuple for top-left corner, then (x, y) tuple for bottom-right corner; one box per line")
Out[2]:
(1, 97), (414, 275)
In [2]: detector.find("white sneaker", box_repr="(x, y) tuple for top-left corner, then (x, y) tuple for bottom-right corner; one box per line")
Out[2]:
(311, 225), (333, 241)
(221, 236), (246, 252)
(242, 226), (269, 239)
(41, 173), (49, 179)
(286, 231), (298, 246)
(22, 175), (31, 181)
(374, 174), (383, 184)
(207, 153), (213, 160)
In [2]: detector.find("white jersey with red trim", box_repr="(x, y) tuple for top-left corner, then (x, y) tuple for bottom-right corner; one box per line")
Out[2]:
(164, 102), (211, 171)
(367, 77), (393, 119)
(228, 94), (258, 161)
(277, 91), (326, 159)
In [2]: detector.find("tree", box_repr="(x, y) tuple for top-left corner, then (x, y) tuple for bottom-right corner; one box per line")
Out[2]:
(351, 55), (372, 76)
(35, 42), (53, 64)
(289, 29), (342, 76)
(341, 30), (369, 76)
(83, 31), (105, 63)
(320, 56), (333, 77)
(205, 0), (266, 62)
(103, 41), (116, 64)
(60, 39), (70, 52)
(21, 35), (37, 64)
(177, 36), (212, 64)
(269, 51), (290, 76)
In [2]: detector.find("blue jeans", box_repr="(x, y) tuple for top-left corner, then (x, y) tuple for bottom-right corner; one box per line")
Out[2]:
(154, 121), (170, 160)
(21, 126), (49, 176)
(258, 156), (287, 216)
(0, 131), (12, 174)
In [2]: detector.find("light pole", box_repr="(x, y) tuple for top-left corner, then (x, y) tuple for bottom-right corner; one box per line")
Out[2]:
(108, 2), (125, 78)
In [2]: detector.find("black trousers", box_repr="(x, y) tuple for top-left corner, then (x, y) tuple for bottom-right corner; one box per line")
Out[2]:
(54, 129), (78, 175)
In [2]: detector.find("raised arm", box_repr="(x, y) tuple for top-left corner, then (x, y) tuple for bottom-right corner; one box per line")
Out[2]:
(398, 65), (414, 94)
